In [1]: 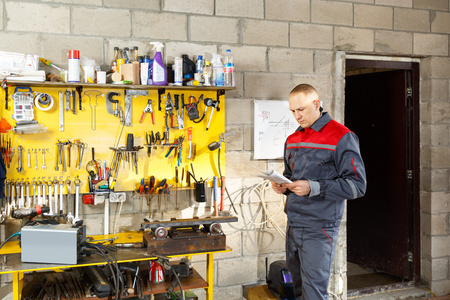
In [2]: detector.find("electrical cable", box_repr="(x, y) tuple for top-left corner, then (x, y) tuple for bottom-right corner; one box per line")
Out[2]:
(0, 231), (21, 250)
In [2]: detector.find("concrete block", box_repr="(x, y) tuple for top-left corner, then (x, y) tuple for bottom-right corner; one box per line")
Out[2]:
(133, 11), (187, 40)
(42, 36), (104, 67)
(430, 192), (450, 213)
(431, 169), (450, 192)
(224, 126), (243, 151)
(375, 30), (413, 55)
(430, 279), (450, 296)
(225, 98), (253, 125)
(268, 48), (313, 73)
(244, 73), (291, 99)
(265, 0), (310, 22)
(421, 79), (449, 102)
(216, 0), (264, 19)
(225, 151), (266, 179)
(190, 16), (239, 44)
(219, 45), (266, 72)
(376, 0), (412, 7)
(314, 51), (334, 74)
(165, 42), (217, 64)
(163, 0), (213, 15)
(431, 124), (450, 146)
(422, 258), (432, 282)
(290, 24), (333, 50)
(217, 256), (258, 286)
(191, 261), (217, 286)
(432, 11), (450, 34)
(334, 27), (374, 52)
(0, 2), (3, 31)
(242, 229), (285, 255)
(5, 2), (70, 34)
(311, 0), (353, 26)
(432, 148), (450, 169)
(421, 124), (432, 149)
(429, 102), (450, 123)
(104, 0), (158, 9)
(292, 75), (333, 100)
(213, 285), (243, 300)
(414, 0), (449, 11)
(0, 33), (39, 55)
(414, 33), (449, 56)
(432, 213), (448, 235)
(72, 7), (130, 37)
(428, 57), (450, 79)
(431, 235), (450, 258)
(41, 0), (101, 4)
(422, 233), (432, 259)
(394, 8), (430, 33)
(355, 4), (393, 29)
(244, 125), (253, 151)
(243, 20), (288, 47)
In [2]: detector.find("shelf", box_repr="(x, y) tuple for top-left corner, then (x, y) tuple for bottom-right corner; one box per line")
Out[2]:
(4, 80), (236, 92)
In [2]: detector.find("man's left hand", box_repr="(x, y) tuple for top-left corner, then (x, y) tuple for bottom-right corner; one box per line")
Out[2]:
(283, 180), (311, 196)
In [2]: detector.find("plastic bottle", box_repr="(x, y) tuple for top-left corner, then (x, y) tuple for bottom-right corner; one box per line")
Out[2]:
(150, 42), (167, 86)
(211, 53), (224, 87)
(133, 46), (139, 62)
(224, 49), (235, 87)
(68, 50), (80, 83)
(111, 47), (119, 73)
(203, 61), (211, 86)
(174, 57), (183, 86)
(196, 55), (204, 74)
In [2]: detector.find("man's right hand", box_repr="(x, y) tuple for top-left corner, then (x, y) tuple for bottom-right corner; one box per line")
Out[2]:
(271, 181), (287, 194)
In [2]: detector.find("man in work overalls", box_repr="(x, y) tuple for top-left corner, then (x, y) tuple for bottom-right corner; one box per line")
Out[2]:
(272, 83), (367, 299)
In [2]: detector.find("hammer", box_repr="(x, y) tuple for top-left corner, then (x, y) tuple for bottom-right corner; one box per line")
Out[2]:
(119, 262), (138, 295)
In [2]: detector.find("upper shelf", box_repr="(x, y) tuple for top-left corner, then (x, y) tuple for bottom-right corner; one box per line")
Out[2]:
(4, 80), (236, 91)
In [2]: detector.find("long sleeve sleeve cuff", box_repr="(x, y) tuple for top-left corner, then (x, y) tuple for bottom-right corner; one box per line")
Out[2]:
(308, 180), (320, 197)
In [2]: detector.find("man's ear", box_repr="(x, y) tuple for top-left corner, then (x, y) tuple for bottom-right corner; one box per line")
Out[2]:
(313, 99), (321, 110)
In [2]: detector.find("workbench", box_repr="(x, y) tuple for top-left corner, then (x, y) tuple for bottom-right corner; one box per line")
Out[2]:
(0, 231), (231, 299)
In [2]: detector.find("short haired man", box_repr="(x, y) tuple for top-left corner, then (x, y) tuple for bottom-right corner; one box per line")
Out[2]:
(272, 83), (367, 299)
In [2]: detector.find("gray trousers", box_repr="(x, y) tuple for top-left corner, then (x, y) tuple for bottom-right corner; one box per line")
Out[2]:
(286, 225), (340, 300)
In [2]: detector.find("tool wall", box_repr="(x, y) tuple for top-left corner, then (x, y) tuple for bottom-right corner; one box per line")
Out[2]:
(0, 82), (226, 194)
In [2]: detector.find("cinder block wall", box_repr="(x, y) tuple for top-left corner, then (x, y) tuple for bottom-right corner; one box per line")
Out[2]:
(0, 0), (449, 299)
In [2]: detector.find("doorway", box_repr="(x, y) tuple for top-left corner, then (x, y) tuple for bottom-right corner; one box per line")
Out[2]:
(344, 59), (420, 293)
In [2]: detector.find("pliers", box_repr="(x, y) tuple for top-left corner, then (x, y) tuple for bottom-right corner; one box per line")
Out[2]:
(140, 99), (154, 124)
(165, 94), (174, 128)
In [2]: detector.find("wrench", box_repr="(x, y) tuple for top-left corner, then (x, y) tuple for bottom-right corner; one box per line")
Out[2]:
(65, 90), (71, 112)
(36, 180), (41, 206)
(27, 149), (31, 168)
(42, 149), (47, 169)
(73, 177), (81, 224)
(47, 181), (53, 216)
(17, 146), (23, 173)
(59, 180), (64, 215)
(34, 149), (38, 170)
(32, 180), (36, 207)
(5, 180), (10, 216)
(19, 180), (24, 208)
(53, 179), (59, 214)
(15, 181), (20, 209)
(42, 181), (46, 207)
(25, 181), (30, 207)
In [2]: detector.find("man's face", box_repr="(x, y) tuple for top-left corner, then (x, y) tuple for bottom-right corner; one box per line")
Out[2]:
(288, 92), (321, 128)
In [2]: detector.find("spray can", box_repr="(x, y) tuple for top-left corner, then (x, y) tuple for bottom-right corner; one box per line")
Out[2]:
(68, 50), (80, 83)
(173, 57), (183, 86)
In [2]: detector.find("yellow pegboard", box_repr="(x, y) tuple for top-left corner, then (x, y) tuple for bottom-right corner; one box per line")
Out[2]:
(0, 83), (227, 194)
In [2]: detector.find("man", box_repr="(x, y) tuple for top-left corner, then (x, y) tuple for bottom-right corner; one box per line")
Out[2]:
(272, 84), (366, 299)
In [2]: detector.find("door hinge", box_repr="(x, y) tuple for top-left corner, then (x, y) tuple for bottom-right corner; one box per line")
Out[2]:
(407, 170), (413, 180)
(408, 251), (413, 262)
(406, 87), (412, 97)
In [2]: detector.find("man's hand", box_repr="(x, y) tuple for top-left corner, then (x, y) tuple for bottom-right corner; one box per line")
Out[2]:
(283, 180), (311, 196)
(271, 181), (287, 194)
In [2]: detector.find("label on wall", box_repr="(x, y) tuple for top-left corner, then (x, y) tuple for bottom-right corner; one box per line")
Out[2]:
(253, 100), (298, 160)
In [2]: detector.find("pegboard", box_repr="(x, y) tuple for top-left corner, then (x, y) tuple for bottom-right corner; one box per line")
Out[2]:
(0, 82), (228, 194)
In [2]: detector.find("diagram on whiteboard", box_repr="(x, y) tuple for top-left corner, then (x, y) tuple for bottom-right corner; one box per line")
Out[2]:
(254, 100), (298, 160)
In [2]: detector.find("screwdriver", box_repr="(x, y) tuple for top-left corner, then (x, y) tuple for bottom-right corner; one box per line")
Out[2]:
(156, 179), (167, 211)
(139, 178), (145, 194)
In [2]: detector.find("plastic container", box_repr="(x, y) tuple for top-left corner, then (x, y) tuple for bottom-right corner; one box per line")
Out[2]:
(196, 55), (204, 74)
(174, 57), (183, 86)
(182, 54), (195, 84)
(68, 50), (80, 83)
(224, 49), (235, 87)
(203, 61), (211, 86)
(150, 42), (167, 85)
(211, 53), (224, 87)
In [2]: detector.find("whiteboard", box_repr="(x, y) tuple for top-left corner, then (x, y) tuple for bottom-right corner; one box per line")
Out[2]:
(253, 100), (298, 160)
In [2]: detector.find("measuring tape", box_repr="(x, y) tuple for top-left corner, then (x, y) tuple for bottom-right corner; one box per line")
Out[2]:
(34, 92), (54, 111)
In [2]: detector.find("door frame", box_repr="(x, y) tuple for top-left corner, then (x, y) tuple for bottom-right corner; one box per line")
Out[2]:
(343, 57), (421, 283)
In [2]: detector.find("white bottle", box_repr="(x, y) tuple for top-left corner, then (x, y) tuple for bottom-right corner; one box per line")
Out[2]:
(211, 53), (224, 87)
(224, 49), (235, 87)
(174, 57), (183, 86)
